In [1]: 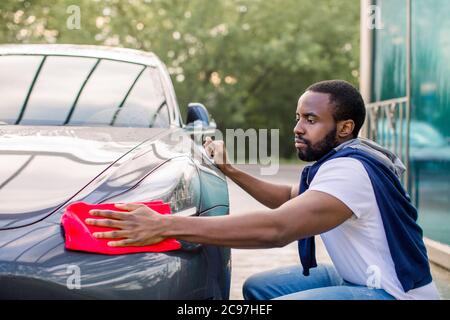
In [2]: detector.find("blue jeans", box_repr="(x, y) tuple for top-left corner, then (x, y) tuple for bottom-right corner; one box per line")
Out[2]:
(243, 264), (396, 300)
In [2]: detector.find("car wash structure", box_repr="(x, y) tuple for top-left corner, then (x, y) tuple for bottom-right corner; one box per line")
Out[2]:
(359, 0), (450, 266)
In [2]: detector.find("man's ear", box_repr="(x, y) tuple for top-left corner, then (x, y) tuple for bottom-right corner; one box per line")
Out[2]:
(337, 120), (355, 138)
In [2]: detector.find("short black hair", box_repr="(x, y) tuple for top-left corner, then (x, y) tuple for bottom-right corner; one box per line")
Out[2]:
(306, 80), (366, 138)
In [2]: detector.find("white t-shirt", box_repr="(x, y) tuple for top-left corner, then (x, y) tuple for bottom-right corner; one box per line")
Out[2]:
(308, 157), (440, 300)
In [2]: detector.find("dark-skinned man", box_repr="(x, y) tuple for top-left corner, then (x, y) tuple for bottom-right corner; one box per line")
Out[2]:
(86, 80), (440, 300)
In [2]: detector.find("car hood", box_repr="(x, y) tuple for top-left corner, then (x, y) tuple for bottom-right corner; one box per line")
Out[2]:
(0, 125), (170, 229)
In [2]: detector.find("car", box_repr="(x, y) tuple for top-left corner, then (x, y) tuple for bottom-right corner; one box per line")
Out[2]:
(0, 44), (230, 299)
(373, 118), (450, 169)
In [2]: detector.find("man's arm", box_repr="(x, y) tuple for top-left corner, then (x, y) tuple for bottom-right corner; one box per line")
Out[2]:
(86, 190), (353, 249)
(203, 137), (296, 208)
(225, 166), (295, 208)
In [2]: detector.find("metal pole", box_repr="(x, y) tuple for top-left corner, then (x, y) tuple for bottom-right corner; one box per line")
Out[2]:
(405, 0), (412, 191)
(360, 0), (373, 138)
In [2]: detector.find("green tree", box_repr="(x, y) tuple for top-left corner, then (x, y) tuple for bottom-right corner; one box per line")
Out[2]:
(0, 0), (360, 158)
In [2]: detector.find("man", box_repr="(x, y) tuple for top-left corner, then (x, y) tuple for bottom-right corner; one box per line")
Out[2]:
(86, 80), (440, 300)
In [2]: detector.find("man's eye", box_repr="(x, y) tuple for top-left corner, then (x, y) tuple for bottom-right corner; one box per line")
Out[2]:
(307, 118), (315, 124)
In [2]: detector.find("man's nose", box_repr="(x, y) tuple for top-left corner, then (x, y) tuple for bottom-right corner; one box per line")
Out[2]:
(294, 119), (305, 135)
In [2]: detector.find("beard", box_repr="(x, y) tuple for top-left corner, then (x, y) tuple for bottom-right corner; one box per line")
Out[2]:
(296, 126), (338, 162)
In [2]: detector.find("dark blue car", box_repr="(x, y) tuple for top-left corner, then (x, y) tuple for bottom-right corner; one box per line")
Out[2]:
(0, 44), (230, 299)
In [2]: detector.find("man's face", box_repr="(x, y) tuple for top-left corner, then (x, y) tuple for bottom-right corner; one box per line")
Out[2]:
(294, 91), (339, 162)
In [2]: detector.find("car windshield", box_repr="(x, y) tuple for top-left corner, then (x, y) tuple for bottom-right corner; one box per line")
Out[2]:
(0, 55), (170, 128)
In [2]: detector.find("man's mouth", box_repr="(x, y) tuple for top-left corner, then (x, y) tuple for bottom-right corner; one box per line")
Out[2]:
(295, 138), (308, 148)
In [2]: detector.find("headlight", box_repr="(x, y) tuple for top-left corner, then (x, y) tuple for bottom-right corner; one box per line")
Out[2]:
(103, 157), (201, 215)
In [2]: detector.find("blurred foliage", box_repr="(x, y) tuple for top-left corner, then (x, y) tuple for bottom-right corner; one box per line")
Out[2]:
(0, 0), (360, 158)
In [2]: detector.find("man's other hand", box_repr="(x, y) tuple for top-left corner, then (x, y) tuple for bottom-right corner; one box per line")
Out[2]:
(203, 136), (233, 174)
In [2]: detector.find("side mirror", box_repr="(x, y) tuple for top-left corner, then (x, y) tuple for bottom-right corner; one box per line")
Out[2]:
(185, 103), (216, 134)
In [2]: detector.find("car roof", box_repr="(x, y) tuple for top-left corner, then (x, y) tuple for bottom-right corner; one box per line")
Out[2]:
(0, 44), (161, 67)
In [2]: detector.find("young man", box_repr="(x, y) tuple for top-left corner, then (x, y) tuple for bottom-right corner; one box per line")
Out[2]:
(86, 80), (440, 300)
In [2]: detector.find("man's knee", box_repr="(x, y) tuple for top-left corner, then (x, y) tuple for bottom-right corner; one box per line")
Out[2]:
(242, 274), (268, 300)
(242, 264), (342, 300)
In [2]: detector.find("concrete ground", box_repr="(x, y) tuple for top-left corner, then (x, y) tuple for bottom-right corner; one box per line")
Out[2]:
(228, 164), (450, 300)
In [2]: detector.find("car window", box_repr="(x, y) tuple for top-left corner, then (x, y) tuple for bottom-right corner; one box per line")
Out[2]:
(0, 55), (170, 128)
(112, 67), (168, 128)
(0, 55), (44, 124)
(20, 56), (98, 125)
(152, 103), (170, 128)
(68, 59), (143, 126)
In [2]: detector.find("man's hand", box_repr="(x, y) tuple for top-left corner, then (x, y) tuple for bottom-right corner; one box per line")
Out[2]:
(203, 136), (233, 174)
(85, 203), (168, 247)
(202, 137), (294, 208)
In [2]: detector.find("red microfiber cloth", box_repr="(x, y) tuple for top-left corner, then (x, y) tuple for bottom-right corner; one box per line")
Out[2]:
(61, 201), (181, 254)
